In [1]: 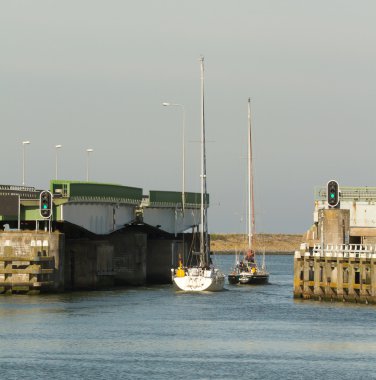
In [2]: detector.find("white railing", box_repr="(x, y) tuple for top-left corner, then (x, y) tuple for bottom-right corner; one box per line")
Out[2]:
(309, 244), (376, 259)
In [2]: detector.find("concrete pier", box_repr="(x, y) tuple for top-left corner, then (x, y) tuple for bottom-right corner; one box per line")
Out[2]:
(295, 186), (376, 304)
(0, 227), (191, 293)
(294, 244), (376, 303)
(0, 231), (64, 294)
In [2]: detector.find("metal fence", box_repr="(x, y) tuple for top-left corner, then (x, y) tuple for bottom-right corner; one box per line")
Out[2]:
(315, 186), (376, 201)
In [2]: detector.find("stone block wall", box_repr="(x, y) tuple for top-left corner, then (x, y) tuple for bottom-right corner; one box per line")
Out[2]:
(0, 231), (64, 293)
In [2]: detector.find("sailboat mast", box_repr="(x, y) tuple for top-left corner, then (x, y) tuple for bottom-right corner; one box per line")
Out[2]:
(200, 56), (208, 264)
(247, 98), (255, 250)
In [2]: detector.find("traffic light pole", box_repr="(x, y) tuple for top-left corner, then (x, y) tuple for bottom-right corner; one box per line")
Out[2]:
(17, 195), (20, 230)
(49, 207), (52, 233)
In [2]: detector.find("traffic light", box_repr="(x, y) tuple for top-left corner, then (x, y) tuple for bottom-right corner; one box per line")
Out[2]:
(327, 180), (339, 208)
(40, 191), (52, 218)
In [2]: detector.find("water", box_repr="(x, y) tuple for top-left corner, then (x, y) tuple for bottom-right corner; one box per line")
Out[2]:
(0, 255), (375, 380)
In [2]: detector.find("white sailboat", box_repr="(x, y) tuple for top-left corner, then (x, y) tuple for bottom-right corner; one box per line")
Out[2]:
(228, 98), (269, 285)
(171, 57), (225, 292)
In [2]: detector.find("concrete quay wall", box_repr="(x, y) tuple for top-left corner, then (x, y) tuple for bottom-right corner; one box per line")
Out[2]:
(0, 231), (64, 294)
(65, 231), (181, 290)
(0, 227), (185, 294)
(296, 208), (376, 304)
(65, 232), (149, 290)
(294, 251), (376, 304)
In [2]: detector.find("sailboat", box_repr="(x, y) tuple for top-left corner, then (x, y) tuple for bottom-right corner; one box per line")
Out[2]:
(228, 98), (269, 285)
(171, 57), (225, 292)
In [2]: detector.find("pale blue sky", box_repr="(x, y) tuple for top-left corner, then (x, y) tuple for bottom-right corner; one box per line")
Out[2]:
(1, 1), (376, 233)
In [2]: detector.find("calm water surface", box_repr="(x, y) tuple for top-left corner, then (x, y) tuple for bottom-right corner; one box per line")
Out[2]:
(0, 255), (375, 380)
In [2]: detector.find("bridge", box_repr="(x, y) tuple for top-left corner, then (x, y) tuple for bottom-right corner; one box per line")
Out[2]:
(0, 180), (205, 235)
(0, 180), (207, 293)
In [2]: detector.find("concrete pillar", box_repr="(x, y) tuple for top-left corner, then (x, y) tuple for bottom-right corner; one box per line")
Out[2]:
(371, 258), (376, 297)
(323, 259), (332, 300)
(360, 261), (371, 300)
(313, 257), (323, 298)
(337, 259), (344, 299)
(318, 209), (350, 247)
(293, 255), (303, 296)
(347, 260), (355, 299)
(303, 257), (312, 297)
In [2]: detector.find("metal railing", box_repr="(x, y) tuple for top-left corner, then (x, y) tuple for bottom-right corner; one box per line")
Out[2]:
(0, 185), (39, 200)
(69, 196), (140, 205)
(0, 185), (35, 192)
(315, 186), (376, 201)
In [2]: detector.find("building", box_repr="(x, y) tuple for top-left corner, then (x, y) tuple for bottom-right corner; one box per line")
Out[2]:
(294, 183), (376, 304)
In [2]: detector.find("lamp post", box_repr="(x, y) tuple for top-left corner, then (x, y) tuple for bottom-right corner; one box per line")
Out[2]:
(22, 140), (30, 186)
(55, 145), (62, 180)
(86, 148), (94, 181)
(162, 102), (186, 211)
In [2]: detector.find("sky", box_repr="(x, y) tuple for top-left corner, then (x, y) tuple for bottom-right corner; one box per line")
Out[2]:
(1, 1), (376, 234)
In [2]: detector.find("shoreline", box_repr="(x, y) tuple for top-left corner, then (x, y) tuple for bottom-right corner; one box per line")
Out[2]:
(210, 233), (302, 254)
(213, 251), (294, 255)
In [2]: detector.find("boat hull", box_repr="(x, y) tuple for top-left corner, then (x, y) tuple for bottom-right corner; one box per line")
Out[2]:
(172, 268), (225, 292)
(238, 273), (269, 285)
(228, 274), (240, 284)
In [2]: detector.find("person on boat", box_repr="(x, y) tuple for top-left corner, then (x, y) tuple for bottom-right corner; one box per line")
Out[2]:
(245, 249), (254, 263)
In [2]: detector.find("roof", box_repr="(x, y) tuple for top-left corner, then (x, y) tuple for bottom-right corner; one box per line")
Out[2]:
(50, 180), (143, 204)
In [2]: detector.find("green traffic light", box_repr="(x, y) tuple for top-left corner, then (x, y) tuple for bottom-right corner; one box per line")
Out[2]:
(330, 193), (335, 199)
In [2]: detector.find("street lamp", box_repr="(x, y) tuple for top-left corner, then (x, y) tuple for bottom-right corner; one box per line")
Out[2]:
(55, 145), (62, 180)
(22, 140), (30, 186)
(162, 102), (186, 211)
(86, 148), (94, 181)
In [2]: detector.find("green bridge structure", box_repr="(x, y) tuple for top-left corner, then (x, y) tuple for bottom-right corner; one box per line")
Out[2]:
(0, 180), (206, 293)
(0, 180), (205, 235)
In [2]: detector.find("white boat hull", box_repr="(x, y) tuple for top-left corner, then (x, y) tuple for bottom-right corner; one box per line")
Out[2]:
(172, 268), (225, 292)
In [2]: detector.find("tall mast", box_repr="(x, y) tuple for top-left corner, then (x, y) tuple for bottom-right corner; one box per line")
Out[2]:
(200, 56), (208, 264)
(247, 98), (255, 250)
